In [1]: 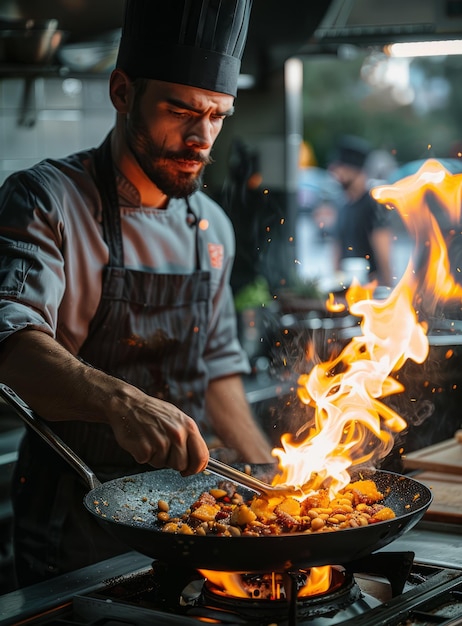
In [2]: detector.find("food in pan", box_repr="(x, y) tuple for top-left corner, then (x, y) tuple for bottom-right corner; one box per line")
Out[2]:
(156, 478), (396, 537)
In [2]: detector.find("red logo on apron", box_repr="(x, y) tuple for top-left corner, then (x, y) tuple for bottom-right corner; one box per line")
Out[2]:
(208, 243), (224, 269)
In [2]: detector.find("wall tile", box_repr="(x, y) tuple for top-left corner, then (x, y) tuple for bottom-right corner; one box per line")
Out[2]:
(0, 77), (114, 175)
(0, 79), (26, 110)
(0, 112), (39, 159)
(37, 118), (83, 158)
(82, 79), (112, 111)
(81, 111), (113, 148)
(42, 78), (83, 109)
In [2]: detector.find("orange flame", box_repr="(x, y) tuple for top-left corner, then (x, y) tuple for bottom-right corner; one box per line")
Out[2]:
(271, 159), (462, 495)
(326, 292), (346, 313)
(371, 159), (462, 310)
(199, 570), (251, 599)
(325, 279), (377, 314)
(298, 567), (332, 597)
(200, 566), (332, 599)
(272, 277), (428, 494)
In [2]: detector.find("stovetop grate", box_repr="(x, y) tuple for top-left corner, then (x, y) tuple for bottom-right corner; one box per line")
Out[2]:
(65, 555), (462, 626)
(7, 553), (462, 626)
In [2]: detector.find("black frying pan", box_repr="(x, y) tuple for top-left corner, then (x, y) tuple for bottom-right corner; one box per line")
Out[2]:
(83, 466), (432, 571)
(0, 384), (433, 572)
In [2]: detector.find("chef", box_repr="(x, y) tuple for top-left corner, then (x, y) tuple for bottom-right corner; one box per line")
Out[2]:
(0, 0), (273, 587)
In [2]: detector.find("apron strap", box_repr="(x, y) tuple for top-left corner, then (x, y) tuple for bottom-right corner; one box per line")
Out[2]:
(93, 134), (125, 268)
(186, 196), (201, 271)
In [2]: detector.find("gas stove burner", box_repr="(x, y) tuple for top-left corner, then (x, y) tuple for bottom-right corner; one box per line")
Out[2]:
(203, 566), (349, 600)
(205, 570), (315, 600)
(190, 566), (363, 621)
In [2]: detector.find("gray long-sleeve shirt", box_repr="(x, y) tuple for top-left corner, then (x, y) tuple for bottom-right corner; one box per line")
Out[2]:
(0, 147), (250, 381)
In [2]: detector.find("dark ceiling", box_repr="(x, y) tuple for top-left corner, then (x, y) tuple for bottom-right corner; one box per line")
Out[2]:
(3, 0), (333, 81)
(241, 0), (333, 77)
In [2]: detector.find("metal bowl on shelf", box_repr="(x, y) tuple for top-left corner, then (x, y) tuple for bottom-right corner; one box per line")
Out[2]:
(57, 41), (118, 73)
(56, 29), (120, 73)
(0, 17), (64, 65)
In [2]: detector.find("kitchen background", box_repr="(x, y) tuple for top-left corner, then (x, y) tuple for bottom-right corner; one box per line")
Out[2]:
(2, 0), (462, 604)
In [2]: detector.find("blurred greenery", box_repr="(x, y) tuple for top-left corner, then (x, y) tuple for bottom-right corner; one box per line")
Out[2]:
(289, 276), (324, 300)
(233, 275), (272, 312)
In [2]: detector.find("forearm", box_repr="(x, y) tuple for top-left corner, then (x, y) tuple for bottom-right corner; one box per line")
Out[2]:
(0, 328), (209, 474)
(0, 328), (127, 424)
(205, 375), (274, 464)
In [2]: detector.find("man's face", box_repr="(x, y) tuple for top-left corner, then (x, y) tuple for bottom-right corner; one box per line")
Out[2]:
(125, 79), (234, 198)
(329, 162), (361, 192)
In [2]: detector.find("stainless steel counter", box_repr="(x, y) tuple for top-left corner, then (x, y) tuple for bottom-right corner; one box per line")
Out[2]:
(0, 550), (153, 626)
(380, 520), (462, 569)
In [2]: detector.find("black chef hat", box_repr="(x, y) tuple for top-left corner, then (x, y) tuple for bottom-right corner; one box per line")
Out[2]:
(116, 0), (252, 97)
(329, 135), (372, 169)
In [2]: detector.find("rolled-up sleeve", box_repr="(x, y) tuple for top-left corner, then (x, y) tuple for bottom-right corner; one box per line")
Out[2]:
(0, 170), (66, 343)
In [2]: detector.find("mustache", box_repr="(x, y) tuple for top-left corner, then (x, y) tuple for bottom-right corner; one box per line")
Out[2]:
(163, 148), (214, 166)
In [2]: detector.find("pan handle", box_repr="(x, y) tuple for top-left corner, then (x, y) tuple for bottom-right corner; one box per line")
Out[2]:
(0, 383), (101, 490)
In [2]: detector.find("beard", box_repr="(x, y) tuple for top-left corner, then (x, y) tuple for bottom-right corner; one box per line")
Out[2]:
(124, 107), (213, 199)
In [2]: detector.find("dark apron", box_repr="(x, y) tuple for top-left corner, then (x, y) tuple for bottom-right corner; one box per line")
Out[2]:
(12, 135), (212, 585)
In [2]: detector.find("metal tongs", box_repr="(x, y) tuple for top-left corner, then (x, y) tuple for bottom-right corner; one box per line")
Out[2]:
(206, 457), (299, 498)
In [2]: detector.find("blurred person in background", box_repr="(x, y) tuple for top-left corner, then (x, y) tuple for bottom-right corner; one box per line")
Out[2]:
(328, 135), (393, 287)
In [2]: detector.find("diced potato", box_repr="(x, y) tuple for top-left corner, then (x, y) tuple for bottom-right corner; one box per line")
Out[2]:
(275, 497), (301, 517)
(179, 523), (195, 534)
(250, 497), (278, 521)
(230, 504), (257, 526)
(372, 506), (396, 521)
(346, 479), (383, 502)
(190, 503), (219, 522)
(162, 522), (179, 533)
(209, 488), (228, 500)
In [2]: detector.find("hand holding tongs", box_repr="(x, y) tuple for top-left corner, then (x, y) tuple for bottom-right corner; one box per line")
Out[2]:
(0, 383), (297, 498)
